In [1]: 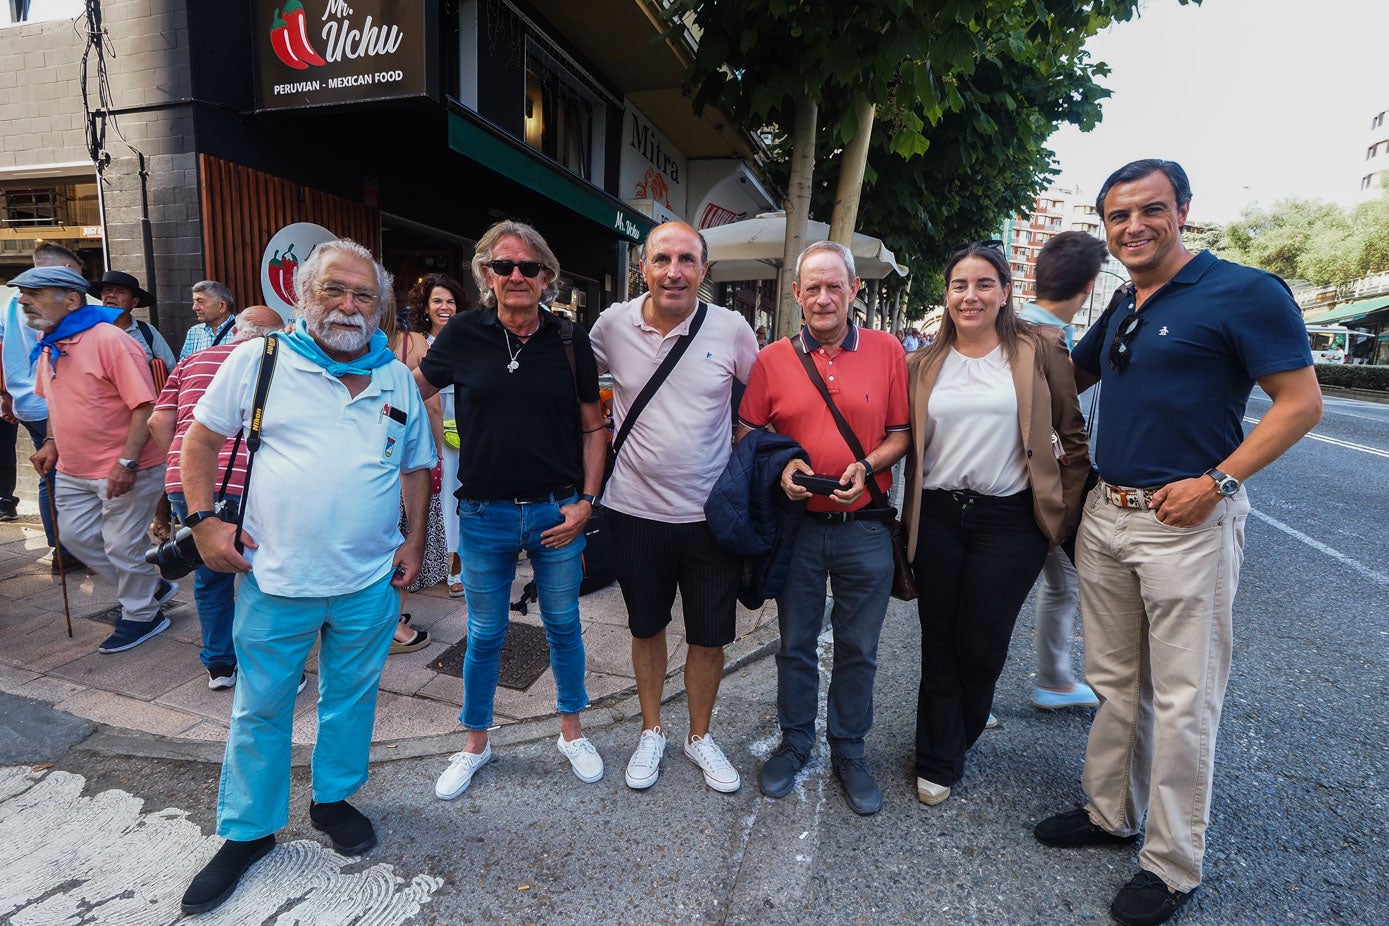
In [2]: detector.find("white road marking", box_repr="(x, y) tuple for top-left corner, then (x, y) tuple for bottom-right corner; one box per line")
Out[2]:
(0, 766), (441, 924)
(1249, 509), (1389, 587)
(1244, 417), (1389, 459)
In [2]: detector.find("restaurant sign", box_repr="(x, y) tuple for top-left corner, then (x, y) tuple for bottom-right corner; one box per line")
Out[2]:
(253, 0), (437, 111)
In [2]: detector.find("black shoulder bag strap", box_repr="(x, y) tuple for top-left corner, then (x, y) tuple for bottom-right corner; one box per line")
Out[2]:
(230, 335), (279, 552)
(210, 317), (233, 347)
(609, 301), (708, 458)
(793, 338), (893, 512)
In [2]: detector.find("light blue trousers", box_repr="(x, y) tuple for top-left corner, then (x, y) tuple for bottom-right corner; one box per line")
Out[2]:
(216, 570), (396, 841)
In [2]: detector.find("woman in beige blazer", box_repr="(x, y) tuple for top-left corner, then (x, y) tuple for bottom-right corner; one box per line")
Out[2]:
(902, 243), (1089, 807)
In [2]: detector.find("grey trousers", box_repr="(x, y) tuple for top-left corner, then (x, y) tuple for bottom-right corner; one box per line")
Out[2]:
(1034, 547), (1081, 690)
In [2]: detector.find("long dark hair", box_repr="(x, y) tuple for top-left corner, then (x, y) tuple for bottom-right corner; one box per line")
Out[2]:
(922, 243), (1031, 366)
(407, 273), (469, 336)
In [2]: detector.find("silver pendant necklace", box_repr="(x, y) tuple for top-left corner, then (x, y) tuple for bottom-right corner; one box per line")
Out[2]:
(502, 318), (539, 373)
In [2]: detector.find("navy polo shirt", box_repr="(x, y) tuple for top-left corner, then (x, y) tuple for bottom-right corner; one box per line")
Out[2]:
(1072, 251), (1312, 488)
(418, 306), (600, 499)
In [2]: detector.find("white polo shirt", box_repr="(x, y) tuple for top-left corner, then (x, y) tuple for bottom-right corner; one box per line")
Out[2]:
(590, 295), (759, 523)
(194, 337), (436, 597)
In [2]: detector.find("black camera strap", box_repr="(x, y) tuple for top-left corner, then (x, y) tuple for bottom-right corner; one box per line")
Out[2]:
(231, 335), (280, 550)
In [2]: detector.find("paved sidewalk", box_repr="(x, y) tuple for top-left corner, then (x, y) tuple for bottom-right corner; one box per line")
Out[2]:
(0, 486), (779, 754)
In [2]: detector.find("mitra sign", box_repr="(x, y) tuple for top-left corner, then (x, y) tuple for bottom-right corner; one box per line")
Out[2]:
(253, 0), (437, 110)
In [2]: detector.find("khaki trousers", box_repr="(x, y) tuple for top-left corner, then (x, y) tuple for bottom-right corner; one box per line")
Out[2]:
(1076, 483), (1248, 892)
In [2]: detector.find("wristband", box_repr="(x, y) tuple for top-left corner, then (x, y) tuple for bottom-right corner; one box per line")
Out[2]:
(858, 458), (874, 478)
(580, 493), (599, 506)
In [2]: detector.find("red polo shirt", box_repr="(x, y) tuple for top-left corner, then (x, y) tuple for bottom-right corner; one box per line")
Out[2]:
(739, 325), (909, 512)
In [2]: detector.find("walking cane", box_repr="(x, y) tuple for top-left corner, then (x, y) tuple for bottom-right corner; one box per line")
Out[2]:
(44, 475), (73, 638)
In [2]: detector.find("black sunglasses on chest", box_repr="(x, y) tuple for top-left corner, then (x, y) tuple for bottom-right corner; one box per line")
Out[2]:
(1108, 313), (1143, 371)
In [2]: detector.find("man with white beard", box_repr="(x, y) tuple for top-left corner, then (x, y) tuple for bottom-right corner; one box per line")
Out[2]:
(177, 239), (435, 914)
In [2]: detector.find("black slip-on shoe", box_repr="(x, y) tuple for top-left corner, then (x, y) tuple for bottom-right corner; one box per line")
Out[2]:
(310, 799), (377, 856)
(1035, 807), (1140, 848)
(1110, 870), (1194, 926)
(759, 742), (807, 798)
(180, 835), (275, 915)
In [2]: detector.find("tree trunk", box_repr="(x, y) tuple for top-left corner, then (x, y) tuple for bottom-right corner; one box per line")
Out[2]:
(777, 96), (818, 340)
(829, 97), (876, 246)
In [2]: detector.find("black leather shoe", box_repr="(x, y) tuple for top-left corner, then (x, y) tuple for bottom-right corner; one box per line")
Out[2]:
(1110, 870), (1194, 926)
(310, 799), (377, 855)
(180, 835), (275, 914)
(832, 756), (882, 816)
(759, 742), (807, 798)
(1034, 807), (1139, 848)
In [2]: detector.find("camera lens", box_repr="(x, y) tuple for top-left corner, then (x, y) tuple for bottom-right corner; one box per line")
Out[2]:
(144, 526), (205, 580)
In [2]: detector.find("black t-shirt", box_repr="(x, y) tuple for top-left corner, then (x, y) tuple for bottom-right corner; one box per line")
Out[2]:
(419, 306), (600, 499)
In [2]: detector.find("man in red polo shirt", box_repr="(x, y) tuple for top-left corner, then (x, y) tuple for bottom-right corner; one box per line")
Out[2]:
(736, 240), (910, 815)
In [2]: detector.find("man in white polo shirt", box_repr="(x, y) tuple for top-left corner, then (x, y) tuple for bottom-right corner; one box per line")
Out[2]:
(589, 221), (759, 793)
(177, 239), (434, 915)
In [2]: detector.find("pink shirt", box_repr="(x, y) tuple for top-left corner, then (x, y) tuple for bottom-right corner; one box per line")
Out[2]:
(154, 343), (248, 495)
(35, 322), (162, 479)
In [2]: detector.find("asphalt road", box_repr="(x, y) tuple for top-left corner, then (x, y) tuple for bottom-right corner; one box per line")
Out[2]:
(3, 389), (1386, 926)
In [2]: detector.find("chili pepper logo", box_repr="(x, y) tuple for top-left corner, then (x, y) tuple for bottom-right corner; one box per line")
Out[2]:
(268, 242), (300, 306)
(269, 1), (326, 70)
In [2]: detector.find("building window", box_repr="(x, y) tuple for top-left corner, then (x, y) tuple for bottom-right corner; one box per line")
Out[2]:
(1373, 111), (1385, 130)
(0, 181), (99, 229)
(522, 42), (607, 182)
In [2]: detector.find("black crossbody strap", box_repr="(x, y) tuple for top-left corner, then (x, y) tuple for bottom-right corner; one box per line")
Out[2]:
(610, 301), (708, 457)
(232, 335), (280, 550)
(793, 339), (892, 511)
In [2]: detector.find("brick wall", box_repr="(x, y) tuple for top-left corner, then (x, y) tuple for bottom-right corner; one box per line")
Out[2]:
(0, 1), (203, 351)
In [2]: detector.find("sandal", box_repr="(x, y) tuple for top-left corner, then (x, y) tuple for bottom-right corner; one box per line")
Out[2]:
(389, 628), (430, 654)
(448, 574), (465, 598)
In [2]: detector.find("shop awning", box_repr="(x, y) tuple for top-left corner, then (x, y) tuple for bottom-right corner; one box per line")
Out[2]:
(1304, 294), (1389, 326)
(447, 110), (655, 244)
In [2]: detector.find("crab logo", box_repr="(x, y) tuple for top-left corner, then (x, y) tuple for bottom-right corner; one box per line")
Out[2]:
(269, 0), (326, 70)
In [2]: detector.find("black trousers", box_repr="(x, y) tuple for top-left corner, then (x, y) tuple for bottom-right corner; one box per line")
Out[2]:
(911, 488), (1049, 785)
(0, 417), (17, 504)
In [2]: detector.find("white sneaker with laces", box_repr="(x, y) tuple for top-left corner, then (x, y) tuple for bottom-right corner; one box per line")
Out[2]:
(557, 734), (604, 782)
(436, 743), (492, 799)
(624, 726), (666, 790)
(683, 733), (741, 793)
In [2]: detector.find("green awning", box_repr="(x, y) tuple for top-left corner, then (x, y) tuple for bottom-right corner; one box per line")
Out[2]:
(1304, 294), (1389, 326)
(448, 111), (654, 244)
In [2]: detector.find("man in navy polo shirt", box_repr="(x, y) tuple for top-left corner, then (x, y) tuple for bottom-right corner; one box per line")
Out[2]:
(1033, 160), (1322, 926)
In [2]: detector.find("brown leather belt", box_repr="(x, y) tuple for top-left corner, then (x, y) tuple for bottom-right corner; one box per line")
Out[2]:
(1100, 480), (1159, 511)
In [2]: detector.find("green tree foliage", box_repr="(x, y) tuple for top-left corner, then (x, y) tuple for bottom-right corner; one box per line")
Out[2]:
(1215, 188), (1389, 285)
(665, 0), (1198, 322)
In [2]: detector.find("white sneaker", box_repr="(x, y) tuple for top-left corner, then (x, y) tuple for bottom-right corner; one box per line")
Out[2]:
(556, 734), (604, 783)
(683, 733), (741, 793)
(985, 713), (999, 729)
(624, 726), (666, 790)
(436, 743), (492, 799)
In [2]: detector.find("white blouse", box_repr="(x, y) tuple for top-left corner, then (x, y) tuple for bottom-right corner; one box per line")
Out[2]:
(920, 345), (1029, 496)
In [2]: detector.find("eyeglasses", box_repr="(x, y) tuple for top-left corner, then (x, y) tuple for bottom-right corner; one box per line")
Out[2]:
(953, 239), (1005, 252)
(316, 281), (379, 308)
(1108, 313), (1143, 370)
(486, 259), (545, 278)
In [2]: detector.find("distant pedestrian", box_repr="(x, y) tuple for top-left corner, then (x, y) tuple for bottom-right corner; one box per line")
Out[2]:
(147, 305), (284, 690)
(18, 265), (175, 654)
(590, 221), (759, 794)
(179, 280), (236, 359)
(1034, 159), (1322, 926)
(738, 240), (910, 816)
(1017, 230), (1109, 712)
(417, 221), (607, 799)
(901, 327), (922, 351)
(178, 239), (433, 914)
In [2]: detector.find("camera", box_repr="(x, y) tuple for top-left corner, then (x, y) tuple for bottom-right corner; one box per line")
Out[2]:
(145, 498), (238, 580)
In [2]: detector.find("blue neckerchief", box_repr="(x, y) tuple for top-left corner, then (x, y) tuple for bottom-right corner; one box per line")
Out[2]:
(30, 305), (123, 367)
(277, 326), (396, 376)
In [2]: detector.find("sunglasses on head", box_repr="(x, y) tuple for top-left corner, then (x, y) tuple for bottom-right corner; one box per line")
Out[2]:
(486, 259), (545, 278)
(1108, 313), (1143, 370)
(954, 239), (1005, 252)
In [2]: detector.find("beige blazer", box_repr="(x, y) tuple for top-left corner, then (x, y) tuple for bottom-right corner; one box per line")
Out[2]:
(902, 325), (1090, 560)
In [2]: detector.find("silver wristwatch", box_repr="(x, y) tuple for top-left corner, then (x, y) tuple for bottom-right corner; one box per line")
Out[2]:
(117, 458), (139, 472)
(1204, 467), (1239, 497)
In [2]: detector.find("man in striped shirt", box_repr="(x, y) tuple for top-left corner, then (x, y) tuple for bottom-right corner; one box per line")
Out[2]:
(149, 305), (284, 689)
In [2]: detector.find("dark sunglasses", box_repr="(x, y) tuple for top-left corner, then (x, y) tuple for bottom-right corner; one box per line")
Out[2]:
(1108, 313), (1143, 370)
(486, 259), (545, 278)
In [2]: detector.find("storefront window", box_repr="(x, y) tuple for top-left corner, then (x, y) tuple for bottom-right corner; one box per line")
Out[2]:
(524, 42), (604, 182)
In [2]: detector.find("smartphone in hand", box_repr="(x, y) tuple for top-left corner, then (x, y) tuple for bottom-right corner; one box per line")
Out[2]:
(792, 472), (850, 495)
